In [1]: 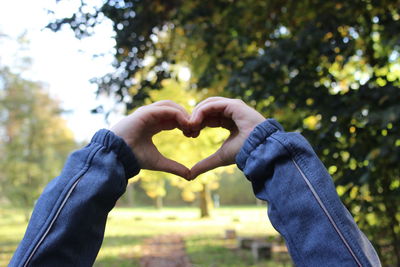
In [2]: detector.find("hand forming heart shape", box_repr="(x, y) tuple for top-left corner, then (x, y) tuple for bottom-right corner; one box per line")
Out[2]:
(111, 97), (266, 181)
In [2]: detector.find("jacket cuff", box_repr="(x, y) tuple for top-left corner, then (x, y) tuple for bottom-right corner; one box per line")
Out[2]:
(91, 129), (141, 179)
(236, 119), (284, 171)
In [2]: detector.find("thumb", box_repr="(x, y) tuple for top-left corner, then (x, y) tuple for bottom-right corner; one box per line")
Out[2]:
(156, 155), (191, 180)
(189, 151), (227, 180)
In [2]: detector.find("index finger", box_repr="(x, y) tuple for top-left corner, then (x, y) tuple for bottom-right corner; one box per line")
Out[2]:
(190, 97), (228, 119)
(152, 100), (191, 134)
(190, 100), (235, 131)
(146, 106), (190, 134)
(152, 100), (190, 119)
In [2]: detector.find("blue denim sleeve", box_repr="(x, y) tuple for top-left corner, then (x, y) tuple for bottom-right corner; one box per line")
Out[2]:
(236, 119), (381, 267)
(9, 129), (140, 267)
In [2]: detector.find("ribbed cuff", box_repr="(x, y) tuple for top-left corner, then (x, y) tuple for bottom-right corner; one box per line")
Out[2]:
(235, 119), (284, 171)
(91, 129), (141, 179)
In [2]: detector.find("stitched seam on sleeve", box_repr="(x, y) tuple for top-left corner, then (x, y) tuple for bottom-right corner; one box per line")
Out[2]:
(22, 144), (103, 267)
(270, 135), (363, 267)
(247, 134), (306, 264)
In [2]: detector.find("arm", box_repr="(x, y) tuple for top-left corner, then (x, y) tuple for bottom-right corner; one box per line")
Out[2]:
(189, 97), (381, 267)
(10, 101), (190, 267)
(10, 130), (140, 267)
(236, 119), (381, 267)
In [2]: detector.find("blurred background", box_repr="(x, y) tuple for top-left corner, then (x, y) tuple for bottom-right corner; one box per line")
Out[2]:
(0, 0), (399, 266)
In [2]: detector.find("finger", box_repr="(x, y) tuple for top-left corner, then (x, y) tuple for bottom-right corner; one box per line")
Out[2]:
(148, 106), (189, 133)
(156, 155), (191, 180)
(189, 115), (221, 138)
(188, 97), (231, 137)
(189, 150), (232, 180)
(190, 100), (235, 132)
(189, 115), (220, 138)
(190, 116), (236, 138)
(152, 100), (190, 119)
(190, 98), (244, 138)
(190, 99), (236, 137)
(152, 100), (191, 134)
(201, 116), (236, 130)
(190, 97), (228, 120)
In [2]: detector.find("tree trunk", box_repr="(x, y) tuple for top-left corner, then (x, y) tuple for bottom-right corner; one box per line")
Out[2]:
(24, 210), (31, 222)
(126, 183), (134, 207)
(155, 195), (163, 209)
(22, 194), (31, 222)
(199, 183), (213, 218)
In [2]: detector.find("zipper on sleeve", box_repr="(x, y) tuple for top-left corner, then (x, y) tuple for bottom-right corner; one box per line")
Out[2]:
(22, 145), (102, 267)
(292, 159), (362, 267)
(23, 178), (82, 267)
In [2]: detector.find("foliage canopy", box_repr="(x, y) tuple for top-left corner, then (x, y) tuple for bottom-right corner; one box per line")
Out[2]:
(50, 0), (400, 264)
(0, 68), (76, 217)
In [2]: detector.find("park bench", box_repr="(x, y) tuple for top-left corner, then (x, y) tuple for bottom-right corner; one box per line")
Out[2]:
(235, 235), (290, 263)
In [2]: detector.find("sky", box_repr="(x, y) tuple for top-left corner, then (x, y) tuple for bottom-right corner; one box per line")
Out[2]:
(0, 0), (124, 142)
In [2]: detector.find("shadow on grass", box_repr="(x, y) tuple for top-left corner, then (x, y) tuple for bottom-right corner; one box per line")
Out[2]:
(94, 255), (140, 267)
(0, 241), (20, 265)
(93, 255), (140, 267)
(101, 234), (148, 247)
(0, 241), (19, 253)
(94, 234), (146, 267)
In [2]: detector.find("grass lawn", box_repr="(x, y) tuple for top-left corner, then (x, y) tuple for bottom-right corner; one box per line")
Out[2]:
(1, 206), (293, 266)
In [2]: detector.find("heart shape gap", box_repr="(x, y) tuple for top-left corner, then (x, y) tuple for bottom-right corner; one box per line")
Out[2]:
(152, 126), (230, 173)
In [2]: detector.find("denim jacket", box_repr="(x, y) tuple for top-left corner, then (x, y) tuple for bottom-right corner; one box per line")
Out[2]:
(10, 119), (381, 266)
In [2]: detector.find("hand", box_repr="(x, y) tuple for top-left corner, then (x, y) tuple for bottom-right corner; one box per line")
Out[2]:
(188, 97), (265, 180)
(111, 100), (191, 179)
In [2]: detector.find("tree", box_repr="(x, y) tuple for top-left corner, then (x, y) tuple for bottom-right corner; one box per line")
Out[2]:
(50, 1), (400, 264)
(0, 68), (76, 219)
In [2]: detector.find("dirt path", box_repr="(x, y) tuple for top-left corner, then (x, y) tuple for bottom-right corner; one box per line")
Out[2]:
(140, 234), (191, 267)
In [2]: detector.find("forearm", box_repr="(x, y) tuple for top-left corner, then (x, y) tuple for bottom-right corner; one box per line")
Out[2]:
(236, 119), (380, 267)
(10, 129), (140, 267)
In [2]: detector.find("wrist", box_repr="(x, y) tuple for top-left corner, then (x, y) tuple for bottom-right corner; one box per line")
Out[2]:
(92, 129), (141, 178)
(235, 119), (280, 171)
